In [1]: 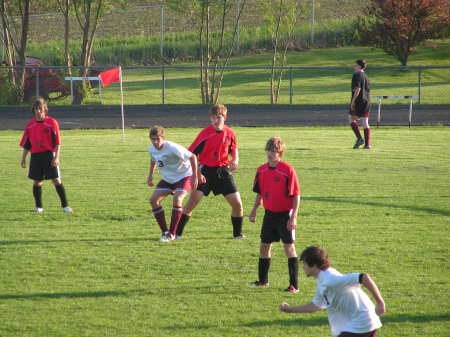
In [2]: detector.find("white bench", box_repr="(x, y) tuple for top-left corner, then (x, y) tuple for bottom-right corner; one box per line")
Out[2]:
(373, 95), (419, 128)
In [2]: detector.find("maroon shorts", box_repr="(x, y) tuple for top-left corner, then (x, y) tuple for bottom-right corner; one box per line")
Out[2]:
(156, 176), (192, 193)
(338, 330), (377, 337)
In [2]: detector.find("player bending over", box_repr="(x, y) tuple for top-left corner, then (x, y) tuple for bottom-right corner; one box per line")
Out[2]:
(349, 59), (372, 149)
(147, 126), (199, 242)
(249, 137), (301, 293)
(280, 246), (385, 337)
(19, 97), (73, 213)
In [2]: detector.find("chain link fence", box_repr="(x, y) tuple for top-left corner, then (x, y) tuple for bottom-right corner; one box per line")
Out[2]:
(1, 65), (449, 106)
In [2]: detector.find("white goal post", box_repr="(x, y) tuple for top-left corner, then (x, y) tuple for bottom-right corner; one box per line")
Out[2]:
(373, 95), (419, 128)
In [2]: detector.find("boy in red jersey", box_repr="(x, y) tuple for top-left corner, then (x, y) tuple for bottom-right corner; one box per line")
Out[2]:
(249, 137), (300, 293)
(19, 97), (72, 213)
(175, 104), (245, 239)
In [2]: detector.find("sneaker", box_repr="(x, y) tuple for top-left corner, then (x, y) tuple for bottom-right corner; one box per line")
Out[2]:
(283, 285), (299, 293)
(353, 138), (364, 149)
(249, 281), (269, 287)
(34, 207), (44, 213)
(364, 145), (372, 150)
(159, 232), (174, 242)
(174, 235), (182, 240)
(63, 206), (73, 213)
(233, 234), (247, 239)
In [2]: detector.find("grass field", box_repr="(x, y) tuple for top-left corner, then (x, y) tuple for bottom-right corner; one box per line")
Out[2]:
(44, 39), (450, 106)
(0, 126), (449, 337)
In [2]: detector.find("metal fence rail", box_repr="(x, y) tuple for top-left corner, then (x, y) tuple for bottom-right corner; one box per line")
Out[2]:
(1, 65), (449, 105)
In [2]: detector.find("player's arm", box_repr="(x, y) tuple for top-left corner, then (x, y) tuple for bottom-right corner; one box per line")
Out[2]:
(280, 302), (323, 314)
(249, 193), (262, 223)
(351, 73), (362, 109)
(21, 148), (29, 168)
(189, 153), (199, 190)
(229, 148), (239, 171)
(287, 195), (300, 230)
(147, 158), (157, 187)
(51, 144), (61, 167)
(361, 274), (386, 316)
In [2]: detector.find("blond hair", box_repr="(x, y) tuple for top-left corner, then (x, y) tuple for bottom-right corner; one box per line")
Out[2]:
(265, 137), (285, 156)
(31, 97), (48, 116)
(209, 104), (227, 117)
(149, 125), (165, 138)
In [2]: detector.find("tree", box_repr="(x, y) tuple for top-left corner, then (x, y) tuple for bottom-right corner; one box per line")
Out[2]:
(0, 0), (31, 103)
(260, 0), (299, 104)
(56, 0), (72, 76)
(359, 0), (450, 66)
(166, 0), (245, 104)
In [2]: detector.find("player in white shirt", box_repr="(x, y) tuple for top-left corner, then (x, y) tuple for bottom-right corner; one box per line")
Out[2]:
(147, 126), (199, 242)
(280, 246), (385, 337)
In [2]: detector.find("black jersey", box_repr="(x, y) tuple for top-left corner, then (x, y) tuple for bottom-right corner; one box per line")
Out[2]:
(351, 70), (370, 103)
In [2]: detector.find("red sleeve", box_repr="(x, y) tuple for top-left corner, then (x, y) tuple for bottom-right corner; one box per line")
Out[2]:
(188, 128), (208, 153)
(19, 128), (29, 148)
(52, 119), (61, 145)
(288, 166), (300, 197)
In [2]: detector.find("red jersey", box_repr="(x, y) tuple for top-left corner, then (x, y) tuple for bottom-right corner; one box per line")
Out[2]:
(253, 161), (300, 212)
(19, 116), (61, 154)
(188, 125), (237, 167)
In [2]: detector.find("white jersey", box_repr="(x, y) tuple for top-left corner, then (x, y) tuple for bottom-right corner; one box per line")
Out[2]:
(148, 141), (193, 184)
(312, 268), (382, 337)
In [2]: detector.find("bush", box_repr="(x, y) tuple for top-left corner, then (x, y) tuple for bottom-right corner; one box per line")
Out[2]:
(0, 68), (21, 105)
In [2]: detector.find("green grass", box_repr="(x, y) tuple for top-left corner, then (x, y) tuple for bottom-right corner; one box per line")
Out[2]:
(45, 39), (450, 105)
(0, 126), (449, 337)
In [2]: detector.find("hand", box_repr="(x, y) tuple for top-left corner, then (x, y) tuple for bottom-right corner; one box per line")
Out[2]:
(287, 215), (297, 231)
(191, 176), (198, 191)
(147, 175), (154, 187)
(350, 102), (355, 112)
(279, 302), (290, 312)
(21, 159), (26, 168)
(229, 159), (238, 172)
(375, 300), (386, 316)
(51, 157), (59, 167)
(249, 209), (257, 223)
(199, 174), (206, 184)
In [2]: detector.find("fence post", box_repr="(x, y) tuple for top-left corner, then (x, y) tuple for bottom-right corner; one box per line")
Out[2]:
(289, 67), (293, 105)
(35, 66), (40, 98)
(417, 67), (422, 104)
(161, 65), (166, 104)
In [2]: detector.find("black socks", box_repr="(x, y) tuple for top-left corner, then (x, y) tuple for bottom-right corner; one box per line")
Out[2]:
(33, 185), (42, 208)
(258, 258), (271, 284)
(54, 184), (68, 208)
(288, 257), (299, 289)
(231, 216), (243, 237)
(176, 214), (191, 237)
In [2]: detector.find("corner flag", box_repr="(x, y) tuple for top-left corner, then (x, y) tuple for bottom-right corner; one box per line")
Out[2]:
(98, 67), (120, 87)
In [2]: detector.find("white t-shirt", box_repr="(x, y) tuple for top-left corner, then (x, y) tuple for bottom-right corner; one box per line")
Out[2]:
(312, 268), (382, 337)
(148, 140), (193, 184)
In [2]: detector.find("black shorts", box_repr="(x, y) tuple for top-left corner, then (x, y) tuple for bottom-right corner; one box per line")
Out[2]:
(28, 151), (60, 181)
(261, 210), (295, 244)
(353, 100), (371, 118)
(198, 165), (238, 197)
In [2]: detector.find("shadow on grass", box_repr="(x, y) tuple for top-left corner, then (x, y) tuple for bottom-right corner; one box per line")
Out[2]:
(0, 237), (152, 246)
(303, 196), (450, 217)
(164, 313), (450, 330)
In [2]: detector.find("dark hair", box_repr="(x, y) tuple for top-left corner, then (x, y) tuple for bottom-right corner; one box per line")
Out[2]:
(149, 125), (165, 138)
(209, 104), (227, 117)
(265, 137), (285, 156)
(31, 97), (48, 116)
(356, 59), (367, 70)
(300, 246), (330, 270)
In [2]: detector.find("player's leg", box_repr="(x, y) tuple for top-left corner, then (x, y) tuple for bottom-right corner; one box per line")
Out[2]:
(283, 243), (299, 293)
(176, 189), (205, 238)
(349, 114), (364, 149)
(150, 189), (171, 236)
(32, 180), (44, 212)
(361, 117), (371, 149)
(252, 242), (272, 287)
(169, 190), (187, 237)
(51, 178), (72, 212)
(224, 192), (245, 238)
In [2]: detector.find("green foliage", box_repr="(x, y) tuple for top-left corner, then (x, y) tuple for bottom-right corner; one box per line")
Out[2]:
(0, 68), (21, 104)
(0, 127), (449, 337)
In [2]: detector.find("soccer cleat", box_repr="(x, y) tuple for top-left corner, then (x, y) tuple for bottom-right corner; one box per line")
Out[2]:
(233, 234), (247, 239)
(283, 285), (299, 294)
(63, 206), (73, 213)
(174, 235), (182, 240)
(353, 138), (364, 149)
(34, 207), (44, 213)
(249, 281), (269, 287)
(364, 145), (372, 150)
(159, 232), (174, 242)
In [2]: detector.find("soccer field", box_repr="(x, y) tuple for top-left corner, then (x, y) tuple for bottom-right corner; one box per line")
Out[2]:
(0, 127), (449, 337)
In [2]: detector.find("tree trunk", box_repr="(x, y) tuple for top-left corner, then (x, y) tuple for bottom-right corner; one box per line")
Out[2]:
(270, 0), (283, 104)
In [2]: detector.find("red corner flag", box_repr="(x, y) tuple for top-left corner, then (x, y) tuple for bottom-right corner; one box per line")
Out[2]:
(99, 67), (120, 87)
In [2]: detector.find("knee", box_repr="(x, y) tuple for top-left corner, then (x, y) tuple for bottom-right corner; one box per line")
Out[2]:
(52, 179), (61, 186)
(150, 197), (160, 209)
(33, 180), (43, 187)
(284, 244), (297, 258)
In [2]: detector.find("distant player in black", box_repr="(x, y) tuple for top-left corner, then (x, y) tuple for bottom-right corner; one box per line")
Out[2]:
(349, 59), (371, 149)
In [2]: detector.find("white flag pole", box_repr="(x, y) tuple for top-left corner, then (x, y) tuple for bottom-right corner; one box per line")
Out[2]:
(119, 66), (125, 138)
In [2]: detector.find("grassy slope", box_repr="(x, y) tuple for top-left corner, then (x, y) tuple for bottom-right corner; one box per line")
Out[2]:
(0, 127), (449, 337)
(50, 39), (450, 106)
